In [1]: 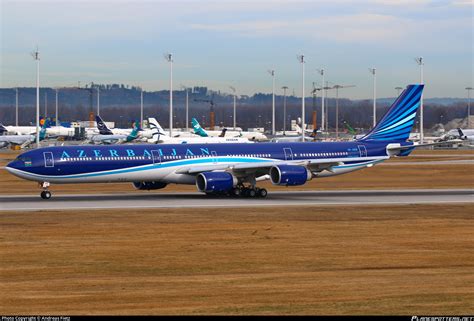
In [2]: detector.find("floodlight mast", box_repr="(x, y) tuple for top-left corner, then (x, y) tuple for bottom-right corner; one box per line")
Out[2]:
(165, 53), (173, 136)
(369, 67), (376, 128)
(466, 87), (473, 128)
(32, 47), (40, 148)
(44, 92), (47, 119)
(267, 70), (275, 135)
(317, 69), (325, 131)
(282, 86), (288, 134)
(229, 86), (236, 129)
(97, 87), (100, 116)
(55, 88), (59, 127)
(140, 87), (144, 130)
(331, 84), (355, 140)
(15, 88), (19, 126)
(415, 57), (424, 143)
(297, 55), (305, 142)
(181, 85), (190, 132)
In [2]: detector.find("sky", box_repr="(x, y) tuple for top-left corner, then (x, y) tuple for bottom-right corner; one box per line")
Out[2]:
(0, 0), (472, 99)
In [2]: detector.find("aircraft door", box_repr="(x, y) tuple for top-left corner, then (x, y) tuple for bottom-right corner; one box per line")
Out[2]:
(358, 145), (367, 157)
(43, 152), (54, 167)
(283, 148), (294, 160)
(151, 150), (161, 164)
(211, 151), (218, 163)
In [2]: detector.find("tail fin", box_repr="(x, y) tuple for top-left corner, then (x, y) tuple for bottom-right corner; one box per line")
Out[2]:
(126, 127), (139, 142)
(218, 128), (227, 137)
(148, 118), (167, 136)
(39, 118), (50, 140)
(0, 123), (7, 134)
(95, 115), (113, 135)
(192, 118), (208, 137)
(357, 84), (424, 142)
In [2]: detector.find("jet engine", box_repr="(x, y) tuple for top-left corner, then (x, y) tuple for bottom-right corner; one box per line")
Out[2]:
(132, 181), (168, 190)
(270, 165), (312, 186)
(196, 171), (237, 193)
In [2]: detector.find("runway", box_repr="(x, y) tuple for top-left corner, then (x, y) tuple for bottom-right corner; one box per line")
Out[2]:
(1, 189), (472, 211)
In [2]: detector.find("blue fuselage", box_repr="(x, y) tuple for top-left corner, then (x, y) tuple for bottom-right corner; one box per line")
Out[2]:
(6, 141), (411, 185)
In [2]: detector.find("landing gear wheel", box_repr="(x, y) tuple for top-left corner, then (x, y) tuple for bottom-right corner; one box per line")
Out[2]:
(40, 191), (51, 200)
(232, 187), (241, 197)
(248, 189), (256, 198)
(258, 188), (268, 198)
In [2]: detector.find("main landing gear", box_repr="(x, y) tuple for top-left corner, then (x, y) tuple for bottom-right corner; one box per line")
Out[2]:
(207, 186), (268, 198)
(39, 182), (52, 200)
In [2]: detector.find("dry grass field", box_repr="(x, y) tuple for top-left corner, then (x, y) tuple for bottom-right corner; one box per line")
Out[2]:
(1, 204), (473, 315)
(0, 149), (473, 195)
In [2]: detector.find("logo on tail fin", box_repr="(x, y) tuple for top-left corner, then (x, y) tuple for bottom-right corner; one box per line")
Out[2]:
(358, 84), (424, 142)
(192, 118), (209, 137)
(96, 115), (113, 135)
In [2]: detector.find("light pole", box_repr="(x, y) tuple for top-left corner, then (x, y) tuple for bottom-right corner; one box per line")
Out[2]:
(297, 54), (305, 142)
(317, 69), (325, 131)
(369, 67), (376, 128)
(331, 84), (355, 140)
(268, 69), (275, 135)
(466, 87), (473, 128)
(282, 86), (288, 135)
(165, 53), (173, 136)
(55, 88), (59, 127)
(15, 88), (19, 126)
(140, 87), (144, 129)
(44, 92), (47, 119)
(96, 87), (100, 116)
(32, 47), (40, 147)
(229, 86), (237, 130)
(183, 86), (189, 131)
(415, 57), (424, 143)
(395, 86), (403, 96)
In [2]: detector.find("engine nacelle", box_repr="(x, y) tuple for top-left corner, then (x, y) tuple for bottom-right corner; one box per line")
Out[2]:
(270, 165), (312, 186)
(132, 181), (168, 190)
(196, 172), (237, 193)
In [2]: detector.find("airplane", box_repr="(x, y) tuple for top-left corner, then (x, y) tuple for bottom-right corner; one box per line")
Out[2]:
(0, 120), (50, 149)
(46, 123), (75, 138)
(192, 118), (268, 141)
(147, 118), (252, 144)
(0, 123), (37, 135)
(440, 128), (474, 145)
(456, 128), (474, 144)
(85, 115), (135, 137)
(6, 84), (461, 200)
(88, 116), (140, 144)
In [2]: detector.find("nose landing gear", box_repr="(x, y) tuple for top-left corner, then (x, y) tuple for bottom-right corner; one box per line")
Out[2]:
(39, 182), (52, 199)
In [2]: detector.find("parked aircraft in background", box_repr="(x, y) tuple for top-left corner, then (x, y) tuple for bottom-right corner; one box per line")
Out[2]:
(147, 118), (252, 144)
(88, 116), (140, 144)
(191, 118), (268, 141)
(0, 120), (50, 149)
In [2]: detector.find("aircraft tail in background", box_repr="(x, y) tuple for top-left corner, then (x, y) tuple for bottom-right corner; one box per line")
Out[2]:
(96, 115), (114, 135)
(192, 118), (209, 137)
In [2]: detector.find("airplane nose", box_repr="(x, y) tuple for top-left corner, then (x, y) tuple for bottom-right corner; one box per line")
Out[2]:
(6, 160), (19, 173)
(5, 162), (14, 174)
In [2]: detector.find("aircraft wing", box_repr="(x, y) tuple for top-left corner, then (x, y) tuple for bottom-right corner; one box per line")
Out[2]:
(175, 156), (389, 176)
